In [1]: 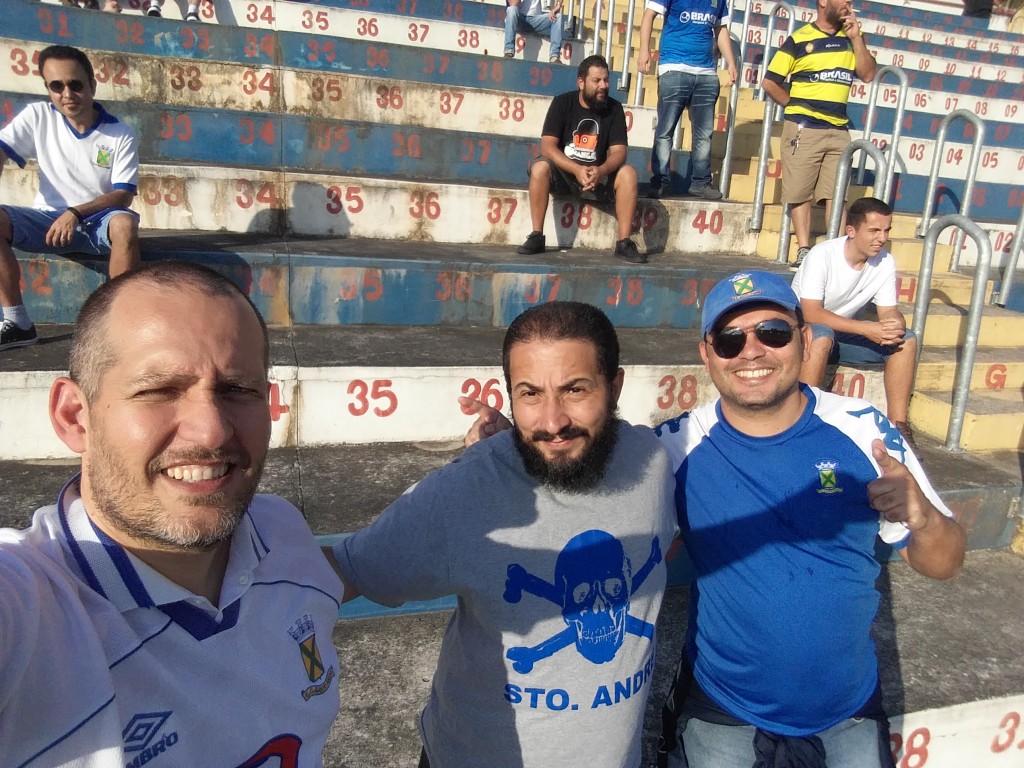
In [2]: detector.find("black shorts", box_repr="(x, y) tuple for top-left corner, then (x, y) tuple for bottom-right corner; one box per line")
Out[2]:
(529, 157), (617, 204)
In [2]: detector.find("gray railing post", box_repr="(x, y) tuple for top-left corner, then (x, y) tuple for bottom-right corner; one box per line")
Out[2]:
(916, 110), (986, 271)
(603, 0), (615, 63)
(591, 0), (603, 55)
(913, 214), (993, 452)
(748, 2), (793, 236)
(618, 0), (638, 91)
(719, 30), (742, 199)
(565, 0), (578, 39)
(755, 1), (794, 104)
(857, 65), (908, 200)
(995, 205), (1024, 307)
(828, 139), (887, 238)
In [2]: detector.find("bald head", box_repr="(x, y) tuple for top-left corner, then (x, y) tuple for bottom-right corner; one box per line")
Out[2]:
(69, 261), (269, 402)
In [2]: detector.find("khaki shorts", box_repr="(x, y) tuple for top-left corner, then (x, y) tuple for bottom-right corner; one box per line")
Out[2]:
(780, 121), (850, 205)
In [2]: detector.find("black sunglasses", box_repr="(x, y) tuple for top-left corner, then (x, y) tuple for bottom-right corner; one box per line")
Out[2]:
(710, 318), (797, 359)
(47, 79), (85, 94)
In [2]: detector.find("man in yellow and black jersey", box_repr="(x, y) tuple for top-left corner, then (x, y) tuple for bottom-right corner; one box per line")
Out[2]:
(762, 0), (876, 270)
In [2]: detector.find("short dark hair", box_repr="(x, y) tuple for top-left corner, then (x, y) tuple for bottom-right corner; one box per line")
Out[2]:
(38, 45), (95, 84)
(847, 197), (893, 229)
(69, 260), (269, 401)
(501, 302), (619, 392)
(577, 55), (610, 81)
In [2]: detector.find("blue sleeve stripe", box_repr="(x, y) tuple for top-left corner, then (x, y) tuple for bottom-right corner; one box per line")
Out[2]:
(112, 182), (137, 193)
(16, 693), (116, 768)
(0, 140), (27, 168)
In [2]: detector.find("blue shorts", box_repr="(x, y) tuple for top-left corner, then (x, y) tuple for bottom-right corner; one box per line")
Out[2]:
(808, 323), (917, 365)
(2, 205), (138, 257)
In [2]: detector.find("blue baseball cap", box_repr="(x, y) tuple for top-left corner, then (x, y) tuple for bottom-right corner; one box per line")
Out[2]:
(700, 270), (801, 338)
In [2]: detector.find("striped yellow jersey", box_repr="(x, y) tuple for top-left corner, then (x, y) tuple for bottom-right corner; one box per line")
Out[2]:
(764, 23), (856, 129)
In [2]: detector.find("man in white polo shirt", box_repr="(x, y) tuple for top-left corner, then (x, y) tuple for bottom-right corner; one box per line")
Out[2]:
(0, 261), (343, 766)
(0, 45), (140, 351)
(792, 196), (918, 446)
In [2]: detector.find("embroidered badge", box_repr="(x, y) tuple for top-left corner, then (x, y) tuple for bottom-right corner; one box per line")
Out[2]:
(288, 614), (335, 700)
(95, 148), (111, 168)
(731, 273), (755, 296)
(815, 460), (843, 494)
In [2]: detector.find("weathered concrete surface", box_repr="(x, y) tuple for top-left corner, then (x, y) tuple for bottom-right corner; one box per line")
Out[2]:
(325, 550), (1024, 768)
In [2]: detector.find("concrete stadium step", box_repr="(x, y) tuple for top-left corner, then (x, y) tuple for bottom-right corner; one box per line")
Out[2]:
(0, 166), (756, 253)
(912, 301), (1024, 348)
(911, 388), (1024, 451)
(916, 346), (1024, 396)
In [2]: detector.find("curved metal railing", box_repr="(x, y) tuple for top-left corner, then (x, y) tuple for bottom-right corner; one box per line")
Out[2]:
(827, 139), (888, 237)
(857, 65), (908, 196)
(748, 2), (794, 234)
(916, 110), (986, 271)
(912, 214), (994, 452)
(995, 204), (1024, 307)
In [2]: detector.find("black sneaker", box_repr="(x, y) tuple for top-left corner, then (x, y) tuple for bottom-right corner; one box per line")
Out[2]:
(144, 0), (162, 16)
(646, 185), (669, 200)
(685, 184), (723, 200)
(0, 320), (38, 351)
(614, 238), (647, 264)
(517, 231), (546, 255)
(790, 246), (811, 271)
(185, 9), (200, 21)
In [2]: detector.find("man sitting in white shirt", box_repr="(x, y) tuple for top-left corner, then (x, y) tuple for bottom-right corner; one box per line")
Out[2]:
(792, 196), (918, 447)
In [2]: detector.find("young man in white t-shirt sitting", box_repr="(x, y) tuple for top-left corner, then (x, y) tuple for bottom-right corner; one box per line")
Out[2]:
(0, 45), (140, 351)
(792, 196), (918, 446)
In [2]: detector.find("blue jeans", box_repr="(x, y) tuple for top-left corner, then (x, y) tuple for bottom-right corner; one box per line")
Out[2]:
(504, 5), (562, 58)
(651, 71), (720, 190)
(668, 715), (892, 768)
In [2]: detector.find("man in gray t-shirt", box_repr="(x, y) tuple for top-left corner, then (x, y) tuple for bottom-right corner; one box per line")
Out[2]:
(325, 302), (678, 768)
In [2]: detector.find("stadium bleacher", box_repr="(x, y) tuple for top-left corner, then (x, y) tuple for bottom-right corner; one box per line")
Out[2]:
(1, 0), (1023, 763)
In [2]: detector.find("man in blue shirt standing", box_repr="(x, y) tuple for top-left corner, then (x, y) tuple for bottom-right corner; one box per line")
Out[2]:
(638, 0), (737, 199)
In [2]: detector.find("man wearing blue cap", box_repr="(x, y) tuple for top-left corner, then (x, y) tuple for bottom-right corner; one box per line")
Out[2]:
(461, 270), (965, 766)
(654, 269), (964, 767)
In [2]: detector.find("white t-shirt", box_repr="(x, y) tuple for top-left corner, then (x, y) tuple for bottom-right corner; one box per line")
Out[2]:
(516, 0), (549, 17)
(0, 101), (138, 211)
(0, 482), (343, 768)
(791, 235), (897, 318)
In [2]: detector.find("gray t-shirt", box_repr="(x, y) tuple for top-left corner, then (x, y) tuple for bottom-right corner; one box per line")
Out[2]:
(336, 421), (678, 767)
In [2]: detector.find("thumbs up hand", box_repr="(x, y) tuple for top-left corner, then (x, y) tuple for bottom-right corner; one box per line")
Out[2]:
(867, 439), (932, 532)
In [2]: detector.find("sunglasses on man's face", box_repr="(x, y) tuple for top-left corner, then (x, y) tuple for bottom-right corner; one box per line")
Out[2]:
(709, 318), (797, 359)
(47, 79), (85, 95)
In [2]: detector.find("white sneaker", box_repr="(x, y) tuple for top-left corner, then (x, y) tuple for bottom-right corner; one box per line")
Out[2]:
(185, 10), (200, 21)
(144, 0), (162, 17)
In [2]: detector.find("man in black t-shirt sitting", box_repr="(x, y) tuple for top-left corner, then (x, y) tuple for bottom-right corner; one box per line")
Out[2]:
(518, 55), (645, 264)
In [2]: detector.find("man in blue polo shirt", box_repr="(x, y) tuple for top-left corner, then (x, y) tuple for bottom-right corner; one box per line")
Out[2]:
(638, 0), (738, 199)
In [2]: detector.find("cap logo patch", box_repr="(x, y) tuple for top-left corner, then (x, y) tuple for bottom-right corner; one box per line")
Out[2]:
(731, 274), (755, 297)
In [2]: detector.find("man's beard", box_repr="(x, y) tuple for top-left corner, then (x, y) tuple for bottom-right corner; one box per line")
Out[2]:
(513, 408), (619, 493)
(824, 4), (844, 28)
(583, 89), (609, 112)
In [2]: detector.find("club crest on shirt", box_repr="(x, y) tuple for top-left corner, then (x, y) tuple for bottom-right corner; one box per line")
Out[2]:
(288, 614), (335, 700)
(95, 144), (112, 168)
(815, 459), (843, 494)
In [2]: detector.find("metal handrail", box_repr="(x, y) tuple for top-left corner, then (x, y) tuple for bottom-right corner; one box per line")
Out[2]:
(857, 65), (908, 198)
(826, 139), (887, 238)
(618, 0), (639, 92)
(755, 1), (794, 104)
(994, 204), (1023, 307)
(603, 0), (615, 63)
(912, 214), (993, 452)
(565, 0), (578, 39)
(591, 0), (603, 55)
(719, 31), (742, 198)
(916, 110), (986, 271)
(748, 1), (794, 234)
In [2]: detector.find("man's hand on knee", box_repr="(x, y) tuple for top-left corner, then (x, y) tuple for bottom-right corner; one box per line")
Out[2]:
(44, 211), (80, 248)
